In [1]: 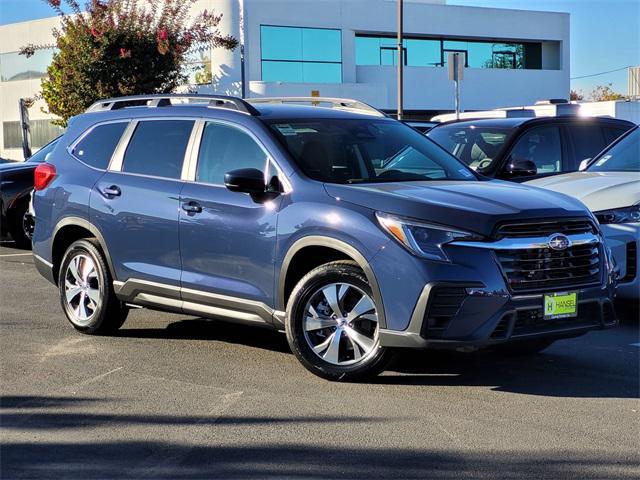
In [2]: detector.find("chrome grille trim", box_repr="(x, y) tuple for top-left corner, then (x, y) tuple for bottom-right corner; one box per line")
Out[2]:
(451, 232), (600, 250)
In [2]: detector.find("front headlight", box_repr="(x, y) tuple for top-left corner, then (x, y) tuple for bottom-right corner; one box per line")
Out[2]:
(594, 205), (640, 224)
(376, 212), (476, 262)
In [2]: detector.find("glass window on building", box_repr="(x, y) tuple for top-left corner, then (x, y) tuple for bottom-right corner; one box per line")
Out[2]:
(261, 26), (342, 83)
(0, 48), (56, 82)
(355, 35), (544, 70)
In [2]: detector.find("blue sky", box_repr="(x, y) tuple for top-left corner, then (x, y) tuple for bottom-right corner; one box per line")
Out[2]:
(448, 0), (639, 95)
(1, 0), (638, 95)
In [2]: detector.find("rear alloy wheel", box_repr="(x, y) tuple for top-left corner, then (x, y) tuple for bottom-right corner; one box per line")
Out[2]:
(286, 261), (392, 381)
(59, 239), (128, 334)
(8, 201), (31, 249)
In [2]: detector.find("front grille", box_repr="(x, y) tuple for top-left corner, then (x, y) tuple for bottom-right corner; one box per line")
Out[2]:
(495, 219), (596, 239)
(497, 243), (601, 293)
(512, 302), (601, 337)
(421, 287), (466, 338)
(622, 241), (637, 283)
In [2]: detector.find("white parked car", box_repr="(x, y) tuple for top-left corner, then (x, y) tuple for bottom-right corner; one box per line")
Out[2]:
(527, 126), (639, 300)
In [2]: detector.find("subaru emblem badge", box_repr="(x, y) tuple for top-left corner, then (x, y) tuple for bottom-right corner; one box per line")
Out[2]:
(548, 233), (571, 251)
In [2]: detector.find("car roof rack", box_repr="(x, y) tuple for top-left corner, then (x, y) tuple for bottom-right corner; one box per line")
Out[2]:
(248, 97), (387, 117)
(85, 94), (261, 116)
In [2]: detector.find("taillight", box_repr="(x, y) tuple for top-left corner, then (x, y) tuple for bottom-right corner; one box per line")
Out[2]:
(34, 163), (57, 190)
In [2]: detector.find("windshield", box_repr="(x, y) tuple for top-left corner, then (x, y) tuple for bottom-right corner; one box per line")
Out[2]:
(266, 119), (476, 184)
(588, 127), (639, 173)
(427, 125), (513, 171)
(27, 137), (60, 163)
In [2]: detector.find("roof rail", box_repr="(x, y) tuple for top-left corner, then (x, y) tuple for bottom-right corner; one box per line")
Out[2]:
(85, 94), (261, 116)
(248, 97), (387, 117)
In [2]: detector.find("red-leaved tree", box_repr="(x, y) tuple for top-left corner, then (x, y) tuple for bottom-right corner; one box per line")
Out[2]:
(21, 0), (237, 126)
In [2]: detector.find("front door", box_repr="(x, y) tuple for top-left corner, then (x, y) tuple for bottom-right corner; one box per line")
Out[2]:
(179, 121), (281, 319)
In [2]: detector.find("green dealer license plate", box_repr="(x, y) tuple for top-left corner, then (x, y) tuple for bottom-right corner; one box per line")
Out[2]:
(543, 292), (578, 320)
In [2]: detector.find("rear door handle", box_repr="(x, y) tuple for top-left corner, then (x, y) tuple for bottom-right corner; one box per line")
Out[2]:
(182, 201), (202, 214)
(101, 185), (121, 198)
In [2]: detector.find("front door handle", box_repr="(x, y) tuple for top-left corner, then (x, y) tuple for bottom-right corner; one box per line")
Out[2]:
(182, 201), (203, 214)
(101, 185), (121, 198)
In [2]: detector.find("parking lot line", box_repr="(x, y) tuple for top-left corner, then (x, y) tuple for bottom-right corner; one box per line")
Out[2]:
(0, 253), (32, 257)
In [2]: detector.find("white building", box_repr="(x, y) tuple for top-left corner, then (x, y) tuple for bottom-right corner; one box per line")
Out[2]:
(0, 0), (570, 159)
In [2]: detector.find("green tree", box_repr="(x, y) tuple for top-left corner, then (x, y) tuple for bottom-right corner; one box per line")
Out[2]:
(21, 0), (237, 126)
(589, 83), (625, 102)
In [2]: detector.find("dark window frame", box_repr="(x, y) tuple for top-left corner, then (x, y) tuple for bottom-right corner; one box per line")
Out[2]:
(355, 33), (543, 70)
(69, 120), (129, 171)
(120, 119), (195, 180)
(194, 120), (271, 187)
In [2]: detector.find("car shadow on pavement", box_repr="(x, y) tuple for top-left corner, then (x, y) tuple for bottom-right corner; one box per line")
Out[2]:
(116, 318), (291, 354)
(1, 436), (637, 479)
(115, 318), (639, 399)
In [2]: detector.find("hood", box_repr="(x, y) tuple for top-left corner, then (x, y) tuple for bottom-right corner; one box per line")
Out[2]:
(324, 180), (590, 237)
(526, 172), (640, 212)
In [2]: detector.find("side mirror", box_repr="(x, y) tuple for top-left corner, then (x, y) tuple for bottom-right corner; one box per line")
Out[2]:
(505, 158), (537, 178)
(578, 158), (591, 171)
(224, 168), (265, 195)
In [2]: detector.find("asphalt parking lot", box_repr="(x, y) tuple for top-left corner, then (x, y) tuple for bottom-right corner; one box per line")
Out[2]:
(1, 241), (639, 479)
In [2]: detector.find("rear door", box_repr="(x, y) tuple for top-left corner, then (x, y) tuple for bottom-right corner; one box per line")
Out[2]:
(91, 118), (196, 290)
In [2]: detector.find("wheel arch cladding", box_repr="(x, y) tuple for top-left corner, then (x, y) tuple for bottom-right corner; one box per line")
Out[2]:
(278, 236), (387, 329)
(51, 218), (115, 284)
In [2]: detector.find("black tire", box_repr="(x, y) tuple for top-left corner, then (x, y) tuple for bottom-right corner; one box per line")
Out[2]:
(496, 338), (555, 356)
(286, 260), (392, 381)
(8, 200), (31, 249)
(58, 239), (128, 334)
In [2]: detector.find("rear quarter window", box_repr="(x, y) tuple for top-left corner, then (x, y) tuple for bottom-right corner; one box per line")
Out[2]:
(72, 122), (128, 169)
(567, 124), (607, 168)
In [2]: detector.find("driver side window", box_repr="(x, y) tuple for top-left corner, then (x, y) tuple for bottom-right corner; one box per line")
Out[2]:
(196, 122), (268, 185)
(509, 126), (562, 174)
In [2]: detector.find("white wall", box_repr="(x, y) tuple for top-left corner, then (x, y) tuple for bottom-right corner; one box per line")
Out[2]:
(0, 17), (61, 159)
(0, 0), (571, 157)
(239, 0), (570, 110)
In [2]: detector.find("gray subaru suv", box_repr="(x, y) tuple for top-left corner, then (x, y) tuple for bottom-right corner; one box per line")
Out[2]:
(32, 95), (617, 381)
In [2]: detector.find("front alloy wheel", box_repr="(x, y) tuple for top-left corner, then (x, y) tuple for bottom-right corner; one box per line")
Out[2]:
(303, 282), (379, 366)
(286, 261), (392, 381)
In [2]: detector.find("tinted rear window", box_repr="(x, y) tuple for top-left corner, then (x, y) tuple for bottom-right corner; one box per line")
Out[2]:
(122, 120), (194, 179)
(72, 122), (128, 169)
(567, 125), (607, 168)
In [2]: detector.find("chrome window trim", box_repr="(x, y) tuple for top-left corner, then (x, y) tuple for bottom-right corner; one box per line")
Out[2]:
(185, 118), (292, 194)
(452, 232), (600, 250)
(67, 119), (132, 172)
(108, 120), (137, 171)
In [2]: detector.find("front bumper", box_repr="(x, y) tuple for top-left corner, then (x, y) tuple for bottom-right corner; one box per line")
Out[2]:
(378, 282), (617, 349)
(373, 231), (617, 350)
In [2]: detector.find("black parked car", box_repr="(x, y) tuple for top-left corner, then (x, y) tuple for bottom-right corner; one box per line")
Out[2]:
(0, 138), (60, 248)
(427, 116), (634, 181)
